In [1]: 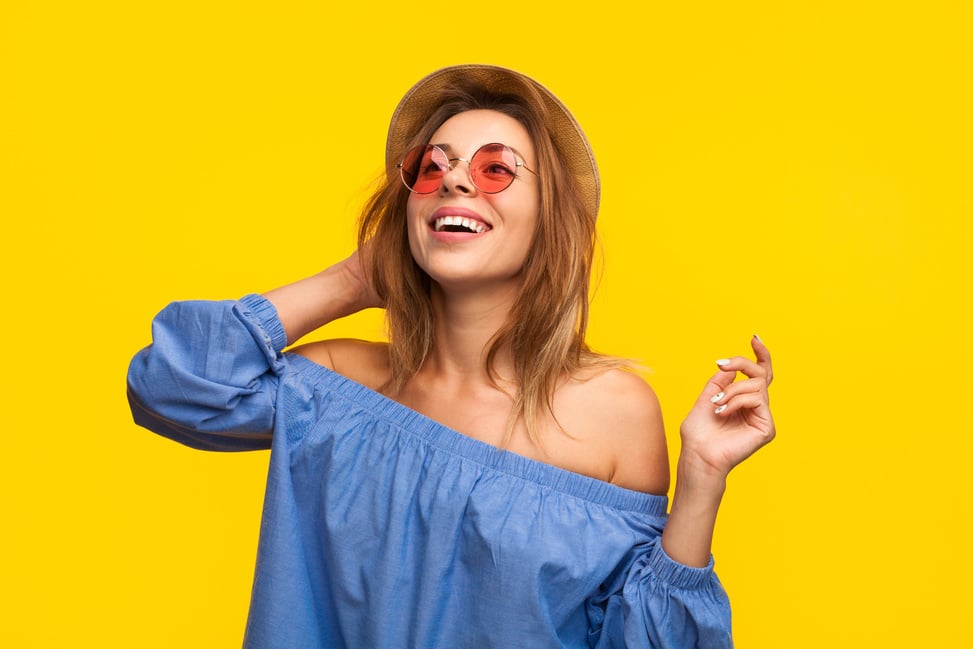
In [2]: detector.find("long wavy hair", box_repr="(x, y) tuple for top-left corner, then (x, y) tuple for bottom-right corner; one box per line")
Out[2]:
(359, 76), (623, 446)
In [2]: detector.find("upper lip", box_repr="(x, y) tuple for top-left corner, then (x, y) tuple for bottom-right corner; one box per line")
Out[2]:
(429, 206), (492, 230)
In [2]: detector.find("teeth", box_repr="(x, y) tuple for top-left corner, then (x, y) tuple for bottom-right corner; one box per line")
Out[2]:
(434, 216), (486, 233)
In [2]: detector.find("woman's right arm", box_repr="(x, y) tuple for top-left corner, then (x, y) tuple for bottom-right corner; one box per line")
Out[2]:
(126, 251), (381, 451)
(263, 249), (383, 346)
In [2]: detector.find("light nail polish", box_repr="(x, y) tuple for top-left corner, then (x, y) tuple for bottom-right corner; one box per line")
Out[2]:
(715, 405), (727, 414)
(716, 359), (731, 367)
(710, 392), (724, 403)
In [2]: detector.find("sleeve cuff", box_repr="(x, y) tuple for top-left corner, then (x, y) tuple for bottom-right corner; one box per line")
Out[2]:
(647, 542), (716, 591)
(238, 293), (289, 352)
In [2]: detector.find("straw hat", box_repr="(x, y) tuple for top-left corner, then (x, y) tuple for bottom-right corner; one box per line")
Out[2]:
(385, 64), (601, 218)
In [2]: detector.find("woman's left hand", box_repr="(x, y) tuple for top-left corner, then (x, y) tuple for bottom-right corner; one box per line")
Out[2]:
(678, 336), (776, 481)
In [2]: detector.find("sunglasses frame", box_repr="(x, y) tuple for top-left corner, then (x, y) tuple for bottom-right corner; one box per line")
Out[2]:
(396, 143), (538, 195)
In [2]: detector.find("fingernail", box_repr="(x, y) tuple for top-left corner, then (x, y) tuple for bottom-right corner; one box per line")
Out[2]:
(753, 334), (763, 344)
(716, 359), (731, 367)
(715, 405), (727, 414)
(710, 392), (724, 403)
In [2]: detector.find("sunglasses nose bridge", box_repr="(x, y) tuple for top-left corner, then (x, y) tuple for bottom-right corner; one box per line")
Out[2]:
(442, 156), (477, 191)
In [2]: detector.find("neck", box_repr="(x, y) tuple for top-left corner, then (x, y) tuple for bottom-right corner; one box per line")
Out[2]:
(422, 281), (519, 382)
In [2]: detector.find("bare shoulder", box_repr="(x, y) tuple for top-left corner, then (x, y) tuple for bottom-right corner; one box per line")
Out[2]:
(290, 339), (391, 391)
(560, 368), (670, 495)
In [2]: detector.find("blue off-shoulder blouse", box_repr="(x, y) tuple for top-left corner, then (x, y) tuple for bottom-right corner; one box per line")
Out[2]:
(127, 294), (732, 648)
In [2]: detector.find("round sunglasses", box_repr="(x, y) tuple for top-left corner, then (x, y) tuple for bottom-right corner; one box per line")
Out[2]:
(397, 143), (537, 195)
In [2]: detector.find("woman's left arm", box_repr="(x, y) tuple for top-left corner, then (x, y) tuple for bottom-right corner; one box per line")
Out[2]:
(662, 335), (776, 567)
(586, 345), (773, 648)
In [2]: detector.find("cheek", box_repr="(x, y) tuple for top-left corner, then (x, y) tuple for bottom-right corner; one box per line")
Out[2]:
(405, 197), (423, 258)
(513, 197), (541, 238)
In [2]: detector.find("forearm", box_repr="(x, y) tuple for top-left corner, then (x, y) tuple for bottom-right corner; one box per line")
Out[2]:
(263, 258), (375, 345)
(661, 455), (727, 568)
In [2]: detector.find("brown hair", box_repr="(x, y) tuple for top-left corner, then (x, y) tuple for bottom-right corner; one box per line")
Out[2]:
(359, 76), (623, 446)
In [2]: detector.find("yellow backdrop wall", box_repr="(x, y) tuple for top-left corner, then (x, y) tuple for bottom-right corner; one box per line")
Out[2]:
(2, 1), (970, 647)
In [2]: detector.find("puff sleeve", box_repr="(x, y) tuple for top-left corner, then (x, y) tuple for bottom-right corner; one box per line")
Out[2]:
(126, 294), (287, 451)
(587, 537), (733, 648)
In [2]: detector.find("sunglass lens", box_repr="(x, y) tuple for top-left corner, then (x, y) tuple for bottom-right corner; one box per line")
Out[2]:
(471, 144), (518, 193)
(401, 145), (447, 194)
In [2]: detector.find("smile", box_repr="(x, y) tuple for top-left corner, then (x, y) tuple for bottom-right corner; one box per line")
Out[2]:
(433, 216), (489, 234)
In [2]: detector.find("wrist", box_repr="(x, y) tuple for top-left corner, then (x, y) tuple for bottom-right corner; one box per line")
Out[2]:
(672, 467), (725, 512)
(329, 256), (382, 313)
(676, 449), (730, 493)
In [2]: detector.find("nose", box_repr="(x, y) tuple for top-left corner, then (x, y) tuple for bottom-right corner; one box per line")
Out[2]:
(439, 158), (476, 196)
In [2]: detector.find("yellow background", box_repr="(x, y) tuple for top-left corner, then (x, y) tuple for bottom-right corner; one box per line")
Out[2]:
(2, 1), (970, 647)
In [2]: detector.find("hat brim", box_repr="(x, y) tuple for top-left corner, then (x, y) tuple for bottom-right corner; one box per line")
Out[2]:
(386, 64), (600, 218)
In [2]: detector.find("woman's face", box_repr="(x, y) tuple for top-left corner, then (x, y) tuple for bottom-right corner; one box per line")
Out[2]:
(406, 109), (540, 294)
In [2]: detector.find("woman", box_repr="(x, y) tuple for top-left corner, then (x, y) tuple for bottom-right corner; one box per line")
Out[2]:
(128, 64), (775, 648)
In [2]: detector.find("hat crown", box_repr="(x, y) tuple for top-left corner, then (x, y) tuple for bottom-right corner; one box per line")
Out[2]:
(386, 64), (600, 219)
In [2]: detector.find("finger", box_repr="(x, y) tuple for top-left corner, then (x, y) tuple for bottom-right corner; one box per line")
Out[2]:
(750, 335), (774, 385)
(709, 377), (767, 405)
(715, 356), (761, 378)
(715, 354), (769, 382)
(702, 369), (738, 399)
(713, 391), (766, 417)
